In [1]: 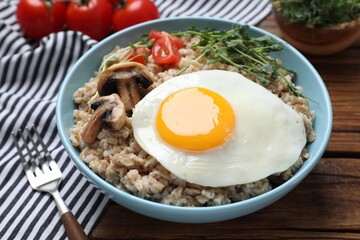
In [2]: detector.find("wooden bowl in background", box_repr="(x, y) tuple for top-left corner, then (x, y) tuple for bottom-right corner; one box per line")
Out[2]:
(273, 10), (360, 55)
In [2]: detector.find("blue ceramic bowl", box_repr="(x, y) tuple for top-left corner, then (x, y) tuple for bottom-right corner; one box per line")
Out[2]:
(56, 17), (332, 223)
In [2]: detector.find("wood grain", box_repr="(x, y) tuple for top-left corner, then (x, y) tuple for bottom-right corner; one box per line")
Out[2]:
(327, 132), (360, 156)
(315, 66), (360, 132)
(90, 12), (360, 239)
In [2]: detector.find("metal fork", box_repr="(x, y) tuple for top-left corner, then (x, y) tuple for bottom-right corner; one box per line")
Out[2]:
(12, 125), (88, 240)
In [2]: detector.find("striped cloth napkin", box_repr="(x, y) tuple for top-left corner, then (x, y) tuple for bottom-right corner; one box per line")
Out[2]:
(0, 0), (271, 239)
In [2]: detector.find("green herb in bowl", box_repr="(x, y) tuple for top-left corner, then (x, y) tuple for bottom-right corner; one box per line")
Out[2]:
(271, 0), (360, 55)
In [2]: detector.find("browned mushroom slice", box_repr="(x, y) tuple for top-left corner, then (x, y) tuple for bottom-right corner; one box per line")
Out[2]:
(97, 62), (153, 112)
(82, 94), (126, 144)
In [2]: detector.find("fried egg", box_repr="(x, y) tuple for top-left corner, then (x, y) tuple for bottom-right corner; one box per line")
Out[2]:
(132, 70), (306, 187)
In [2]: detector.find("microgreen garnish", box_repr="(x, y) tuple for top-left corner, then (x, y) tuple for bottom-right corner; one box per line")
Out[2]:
(173, 26), (300, 96)
(139, 34), (155, 48)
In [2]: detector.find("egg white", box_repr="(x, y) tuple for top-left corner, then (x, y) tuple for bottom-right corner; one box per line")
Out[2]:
(132, 70), (306, 187)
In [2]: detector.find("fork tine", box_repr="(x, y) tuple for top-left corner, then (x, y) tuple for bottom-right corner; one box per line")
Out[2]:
(31, 125), (54, 163)
(11, 131), (35, 179)
(25, 126), (51, 173)
(29, 125), (59, 173)
(17, 129), (43, 177)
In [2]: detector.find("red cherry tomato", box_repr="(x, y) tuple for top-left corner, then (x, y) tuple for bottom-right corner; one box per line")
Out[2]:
(112, 0), (159, 32)
(126, 46), (150, 65)
(16, 0), (66, 40)
(151, 36), (182, 65)
(66, 0), (113, 41)
(149, 30), (183, 48)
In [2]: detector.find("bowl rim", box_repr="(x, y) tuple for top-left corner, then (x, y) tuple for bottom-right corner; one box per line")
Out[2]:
(56, 16), (333, 212)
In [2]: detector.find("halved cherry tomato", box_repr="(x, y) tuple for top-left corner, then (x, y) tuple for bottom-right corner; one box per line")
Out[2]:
(148, 30), (183, 49)
(126, 46), (150, 65)
(151, 36), (181, 65)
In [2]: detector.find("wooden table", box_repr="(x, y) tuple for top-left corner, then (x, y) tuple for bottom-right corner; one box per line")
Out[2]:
(90, 13), (360, 239)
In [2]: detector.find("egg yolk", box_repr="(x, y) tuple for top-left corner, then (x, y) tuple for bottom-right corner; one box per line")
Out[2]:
(156, 87), (235, 152)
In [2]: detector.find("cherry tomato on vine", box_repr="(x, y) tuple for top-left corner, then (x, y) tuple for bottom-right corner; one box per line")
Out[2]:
(66, 0), (113, 41)
(112, 0), (160, 32)
(126, 46), (150, 65)
(16, 0), (66, 40)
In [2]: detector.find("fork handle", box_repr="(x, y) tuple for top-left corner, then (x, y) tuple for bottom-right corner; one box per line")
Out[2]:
(61, 212), (89, 240)
(52, 191), (89, 240)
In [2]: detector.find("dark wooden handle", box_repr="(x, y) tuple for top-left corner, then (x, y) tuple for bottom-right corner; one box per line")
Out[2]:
(61, 212), (89, 240)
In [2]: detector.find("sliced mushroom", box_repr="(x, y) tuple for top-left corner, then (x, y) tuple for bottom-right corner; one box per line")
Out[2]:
(97, 62), (153, 112)
(82, 94), (126, 144)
